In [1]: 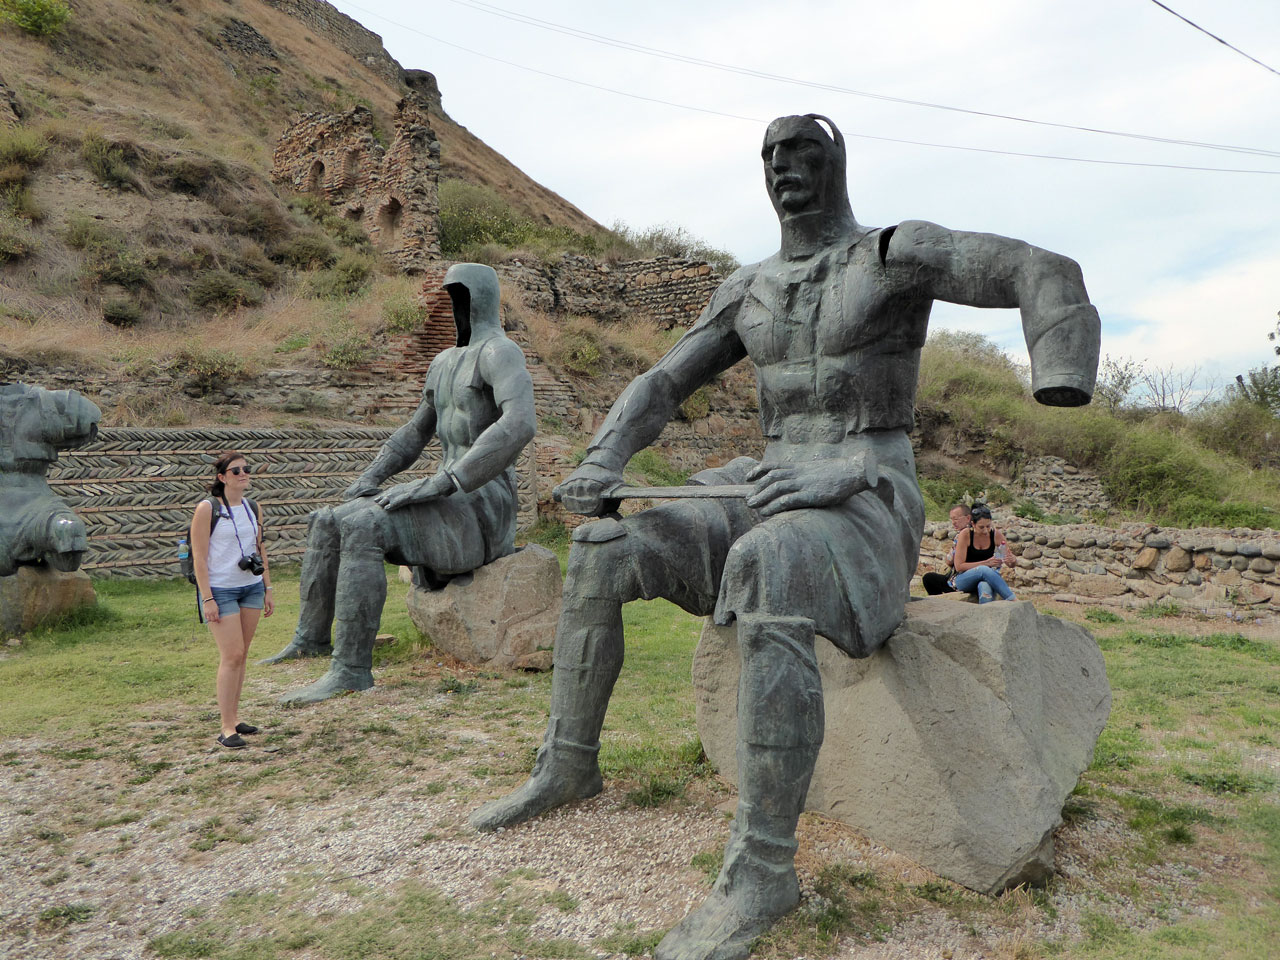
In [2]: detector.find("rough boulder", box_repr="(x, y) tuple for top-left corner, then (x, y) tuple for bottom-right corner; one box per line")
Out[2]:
(693, 596), (1110, 894)
(405, 545), (561, 669)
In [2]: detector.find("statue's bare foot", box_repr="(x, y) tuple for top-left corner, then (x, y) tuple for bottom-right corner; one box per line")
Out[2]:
(279, 665), (373, 704)
(470, 742), (602, 831)
(258, 639), (333, 665)
(654, 882), (797, 960)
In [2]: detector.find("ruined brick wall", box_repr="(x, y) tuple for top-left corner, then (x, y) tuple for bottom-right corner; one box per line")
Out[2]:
(493, 255), (720, 327)
(260, 0), (404, 85)
(272, 97), (441, 272)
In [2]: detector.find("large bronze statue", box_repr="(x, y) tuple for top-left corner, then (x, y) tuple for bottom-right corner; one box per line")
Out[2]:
(0, 383), (101, 577)
(472, 115), (1101, 960)
(263, 263), (536, 703)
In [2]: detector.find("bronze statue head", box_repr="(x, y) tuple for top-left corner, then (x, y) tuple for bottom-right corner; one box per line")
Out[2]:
(762, 114), (859, 256)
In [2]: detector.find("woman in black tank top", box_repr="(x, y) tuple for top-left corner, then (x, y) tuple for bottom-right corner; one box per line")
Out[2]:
(951, 504), (1016, 603)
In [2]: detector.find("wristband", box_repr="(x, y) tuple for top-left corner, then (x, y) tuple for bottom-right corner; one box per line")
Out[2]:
(203, 597), (215, 604)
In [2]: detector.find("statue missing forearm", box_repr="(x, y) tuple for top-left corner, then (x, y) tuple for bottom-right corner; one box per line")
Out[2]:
(471, 115), (1101, 960)
(0, 383), (101, 577)
(263, 263), (537, 703)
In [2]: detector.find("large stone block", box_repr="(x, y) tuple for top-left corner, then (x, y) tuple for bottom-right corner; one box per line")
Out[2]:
(405, 545), (561, 669)
(693, 597), (1110, 895)
(0, 566), (96, 635)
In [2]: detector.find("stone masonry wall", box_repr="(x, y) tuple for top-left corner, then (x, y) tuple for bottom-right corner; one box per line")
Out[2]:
(46, 428), (538, 579)
(917, 517), (1280, 616)
(272, 97), (441, 272)
(496, 255), (720, 328)
(261, 0), (404, 85)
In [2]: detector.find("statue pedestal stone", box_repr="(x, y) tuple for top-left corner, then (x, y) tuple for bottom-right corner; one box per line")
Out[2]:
(0, 566), (97, 635)
(405, 545), (562, 670)
(693, 596), (1111, 895)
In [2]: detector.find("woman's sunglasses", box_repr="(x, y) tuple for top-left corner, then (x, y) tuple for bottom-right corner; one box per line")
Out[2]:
(226, 465), (252, 476)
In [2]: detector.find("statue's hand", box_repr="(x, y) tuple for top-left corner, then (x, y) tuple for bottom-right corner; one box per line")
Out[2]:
(375, 473), (455, 511)
(343, 476), (382, 501)
(553, 463), (623, 517)
(745, 460), (871, 517)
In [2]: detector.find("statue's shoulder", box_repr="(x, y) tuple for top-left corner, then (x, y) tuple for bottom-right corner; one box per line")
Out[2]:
(477, 335), (530, 373)
(710, 260), (760, 302)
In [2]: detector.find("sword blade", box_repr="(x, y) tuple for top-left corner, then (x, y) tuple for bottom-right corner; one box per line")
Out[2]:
(609, 484), (757, 499)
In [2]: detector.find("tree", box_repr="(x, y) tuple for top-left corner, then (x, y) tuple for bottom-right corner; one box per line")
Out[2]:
(1231, 310), (1280, 416)
(0, 0), (71, 37)
(1093, 355), (1143, 413)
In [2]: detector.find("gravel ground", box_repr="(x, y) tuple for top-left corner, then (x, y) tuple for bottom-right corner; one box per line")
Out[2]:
(1, 722), (1230, 960)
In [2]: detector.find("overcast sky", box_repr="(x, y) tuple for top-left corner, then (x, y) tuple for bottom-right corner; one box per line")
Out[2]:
(330, 0), (1280, 389)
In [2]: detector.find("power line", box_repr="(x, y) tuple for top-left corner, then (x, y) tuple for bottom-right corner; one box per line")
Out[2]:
(1148, 0), (1280, 79)
(440, 0), (1280, 160)
(333, 2), (1280, 175)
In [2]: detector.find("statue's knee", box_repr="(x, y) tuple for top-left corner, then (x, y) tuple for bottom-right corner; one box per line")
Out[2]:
(337, 502), (387, 553)
(565, 519), (634, 600)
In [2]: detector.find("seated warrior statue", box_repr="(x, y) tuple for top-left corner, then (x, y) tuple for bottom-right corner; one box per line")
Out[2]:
(262, 263), (536, 703)
(0, 383), (101, 577)
(471, 114), (1101, 960)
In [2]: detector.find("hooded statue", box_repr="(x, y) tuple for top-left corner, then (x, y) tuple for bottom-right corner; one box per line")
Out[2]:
(0, 383), (101, 577)
(263, 264), (536, 702)
(470, 114), (1101, 960)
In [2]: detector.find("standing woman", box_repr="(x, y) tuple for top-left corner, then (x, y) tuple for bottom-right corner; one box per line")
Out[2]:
(951, 503), (1017, 603)
(191, 451), (274, 748)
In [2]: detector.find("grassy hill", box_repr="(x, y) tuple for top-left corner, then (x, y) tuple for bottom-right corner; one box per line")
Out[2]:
(0, 0), (601, 376)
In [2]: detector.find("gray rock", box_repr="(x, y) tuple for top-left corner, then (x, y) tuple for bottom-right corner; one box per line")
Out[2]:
(693, 598), (1110, 895)
(405, 545), (561, 669)
(1145, 536), (1171, 549)
(1237, 542), (1262, 558)
(1263, 543), (1280, 562)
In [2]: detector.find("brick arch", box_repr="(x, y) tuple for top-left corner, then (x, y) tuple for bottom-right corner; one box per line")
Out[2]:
(306, 159), (325, 195)
(377, 196), (404, 243)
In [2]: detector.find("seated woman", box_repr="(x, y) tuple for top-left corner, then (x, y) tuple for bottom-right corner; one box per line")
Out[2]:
(951, 504), (1017, 603)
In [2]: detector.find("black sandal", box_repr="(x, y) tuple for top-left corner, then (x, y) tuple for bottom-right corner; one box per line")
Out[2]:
(217, 733), (247, 749)
(234, 723), (259, 735)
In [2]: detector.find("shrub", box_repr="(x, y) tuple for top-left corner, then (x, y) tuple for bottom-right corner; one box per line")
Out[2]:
(320, 331), (375, 369)
(229, 247), (281, 288)
(223, 199), (292, 244)
(0, 214), (33, 261)
(438, 179), (603, 259)
(606, 221), (740, 276)
(101, 298), (142, 327)
(0, 0), (69, 37)
(272, 233), (336, 269)
(157, 155), (229, 197)
(308, 253), (374, 299)
(173, 347), (244, 392)
(189, 269), (264, 310)
(382, 292), (425, 333)
(2, 183), (43, 221)
(0, 126), (49, 168)
(81, 134), (142, 191)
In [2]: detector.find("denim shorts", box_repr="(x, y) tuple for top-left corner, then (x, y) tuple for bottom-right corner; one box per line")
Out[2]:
(207, 581), (265, 616)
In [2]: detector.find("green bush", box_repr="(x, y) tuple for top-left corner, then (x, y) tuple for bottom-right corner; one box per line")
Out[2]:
(101, 298), (142, 327)
(605, 221), (741, 276)
(320, 331), (374, 369)
(0, 214), (33, 261)
(2, 183), (43, 221)
(308, 253), (374, 299)
(0, 0), (70, 37)
(438, 179), (602, 259)
(272, 233), (336, 269)
(81, 134), (141, 191)
(382, 292), (425, 333)
(157, 155), (229, 196)
(173, 347), (244, 392)
(0, 126), (49, 168)
(189, 269), (264, 310)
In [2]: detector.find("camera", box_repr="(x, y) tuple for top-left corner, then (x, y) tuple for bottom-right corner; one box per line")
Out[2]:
(238, 553), (265, 576)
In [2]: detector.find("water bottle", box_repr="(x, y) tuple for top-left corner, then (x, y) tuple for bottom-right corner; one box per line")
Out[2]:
(178, 538), (189, 561)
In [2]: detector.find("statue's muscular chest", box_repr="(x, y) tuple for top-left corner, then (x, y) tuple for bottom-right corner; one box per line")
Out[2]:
(427, 348), (498, 449)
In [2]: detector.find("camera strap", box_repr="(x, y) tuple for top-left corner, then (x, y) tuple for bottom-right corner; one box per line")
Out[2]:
(220, 495), (258, 561)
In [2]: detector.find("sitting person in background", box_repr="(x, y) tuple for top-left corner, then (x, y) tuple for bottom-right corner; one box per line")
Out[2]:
(922, 502), (969, 595)
(951, 503), (1017, 603)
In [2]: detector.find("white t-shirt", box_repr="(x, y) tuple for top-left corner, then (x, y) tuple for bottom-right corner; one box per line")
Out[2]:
(206, 499), (263, 589)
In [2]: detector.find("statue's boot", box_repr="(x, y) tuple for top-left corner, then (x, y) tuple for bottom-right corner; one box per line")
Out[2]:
(279, 529), (385, 704)
(260, 509), (338, 664)
(470, 599), (623, 830)
(656, 615), (823, 960)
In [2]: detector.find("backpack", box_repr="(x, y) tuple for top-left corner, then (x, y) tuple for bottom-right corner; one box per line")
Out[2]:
(181, 497), (260, 584)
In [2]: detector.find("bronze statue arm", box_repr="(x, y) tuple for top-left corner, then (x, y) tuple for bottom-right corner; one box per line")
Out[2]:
(887, 220), (1100, 406)
(345, 394), (438, 499)
(443, 339), (537, 493)
(577, 272), (751, 478)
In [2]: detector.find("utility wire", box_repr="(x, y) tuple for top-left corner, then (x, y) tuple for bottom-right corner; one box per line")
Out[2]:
(1148, 0), (1280, 79)
(333, 2), (1280, 175)
(439, 0), (1280, 159)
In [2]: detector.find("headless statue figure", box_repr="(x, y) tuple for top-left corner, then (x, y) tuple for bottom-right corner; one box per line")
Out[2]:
(470, 115), (1101, 960)
(0, 384), (101, 577)
(263, 263), (536, 703)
